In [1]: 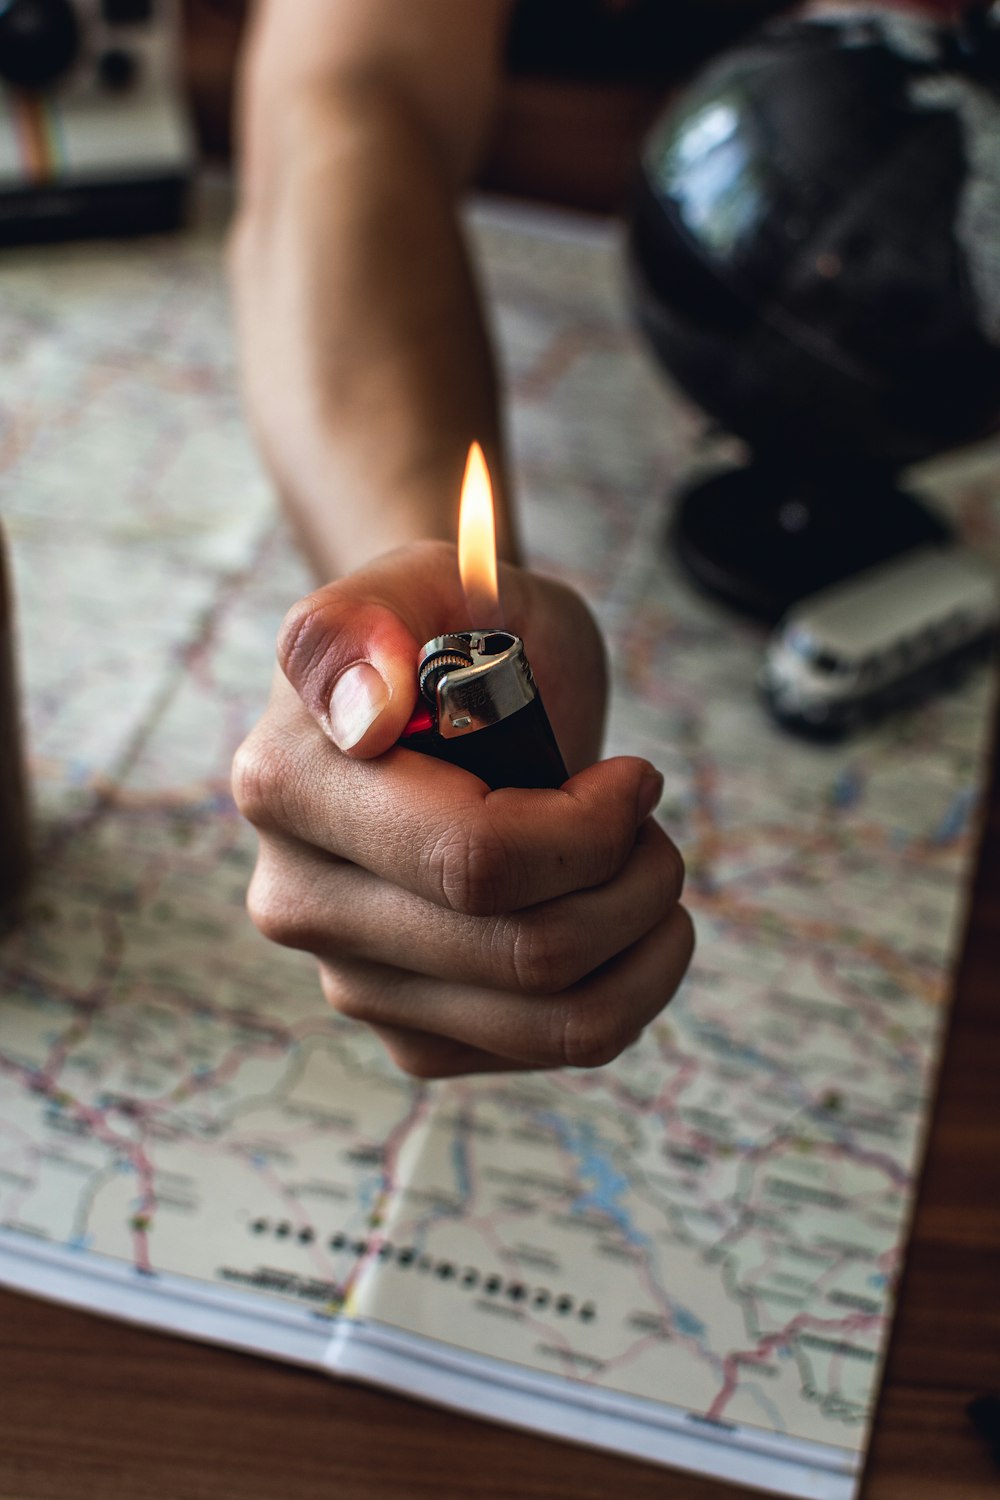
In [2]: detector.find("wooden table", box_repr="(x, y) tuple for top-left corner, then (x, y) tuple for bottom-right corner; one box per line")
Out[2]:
(2, 712), (998, 1499)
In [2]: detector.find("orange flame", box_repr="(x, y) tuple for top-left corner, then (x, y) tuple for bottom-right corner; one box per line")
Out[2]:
(458, 441), (500, 624)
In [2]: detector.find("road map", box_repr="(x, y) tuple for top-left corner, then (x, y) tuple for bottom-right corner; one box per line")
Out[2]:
(1, 187), (998, 1500)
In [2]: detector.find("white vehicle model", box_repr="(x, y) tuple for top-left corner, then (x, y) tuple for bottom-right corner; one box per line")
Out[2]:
(760, 546), (999, 735)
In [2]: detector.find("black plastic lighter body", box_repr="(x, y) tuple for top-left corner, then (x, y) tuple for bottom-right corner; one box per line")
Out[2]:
(399, 630), (567, 791)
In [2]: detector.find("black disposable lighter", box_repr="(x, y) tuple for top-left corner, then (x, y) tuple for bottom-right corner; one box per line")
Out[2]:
(399, 629), (568, 791)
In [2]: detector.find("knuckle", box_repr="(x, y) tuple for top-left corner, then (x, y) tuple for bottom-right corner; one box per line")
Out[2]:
(423, 820), (514, 917)
(245, 862), (302, 949)
(558, 1001), (633, 1071)
(592, 805), (632, 888)
(318, 964), (374, 1023)
(397, 1052), (446, 1081)
(662, 839), (687, 906)
(508, 911), (586, 995)
(382, 1034), (452, 1081)
(639, 821), (687, 912)
(330, 987), (373, 1024)
(651, 843), (687, 921)
(675, 903), (696, 966)
(231, 732), (292, 832)
(276, 595), (325, 685)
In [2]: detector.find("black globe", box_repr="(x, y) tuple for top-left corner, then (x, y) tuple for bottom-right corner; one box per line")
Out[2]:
(629, 8), (1000, 467)
(0, 0), (80, 90)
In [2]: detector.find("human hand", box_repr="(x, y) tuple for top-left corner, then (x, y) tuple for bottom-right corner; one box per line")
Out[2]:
(232, 541), (693, 1077)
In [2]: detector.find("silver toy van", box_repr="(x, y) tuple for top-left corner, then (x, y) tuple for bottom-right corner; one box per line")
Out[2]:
(760, 546), (999, 735)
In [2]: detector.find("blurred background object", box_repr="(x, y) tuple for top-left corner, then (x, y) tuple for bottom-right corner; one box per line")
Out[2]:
(0, 0), (194, 243)
(759, 544), (1000, 735)
(629, 1), (1000, 619)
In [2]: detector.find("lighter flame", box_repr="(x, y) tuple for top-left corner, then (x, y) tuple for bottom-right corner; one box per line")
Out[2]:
(458, 441), (500, 624)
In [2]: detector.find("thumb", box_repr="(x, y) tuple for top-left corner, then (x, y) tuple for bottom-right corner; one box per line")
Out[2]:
(277, 586), (420, 758)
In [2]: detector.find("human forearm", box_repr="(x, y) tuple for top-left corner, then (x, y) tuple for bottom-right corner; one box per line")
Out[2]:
(230, 9), (516, 579)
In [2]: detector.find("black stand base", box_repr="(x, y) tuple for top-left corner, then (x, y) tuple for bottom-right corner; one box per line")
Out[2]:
(671, 460), (953, 623)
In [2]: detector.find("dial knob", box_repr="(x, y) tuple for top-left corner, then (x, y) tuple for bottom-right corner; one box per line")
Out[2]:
(0, 0), (80, 89)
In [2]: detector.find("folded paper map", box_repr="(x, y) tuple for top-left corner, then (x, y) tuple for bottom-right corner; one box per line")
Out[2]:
(1, 189), (998, 1500)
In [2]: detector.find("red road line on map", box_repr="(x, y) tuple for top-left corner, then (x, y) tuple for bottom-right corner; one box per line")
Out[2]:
(706, 1310), (885, 1423)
